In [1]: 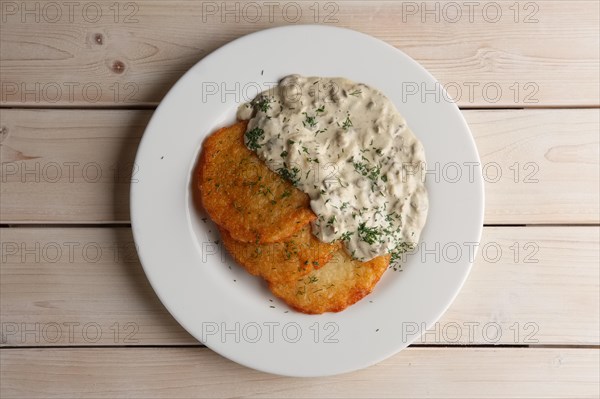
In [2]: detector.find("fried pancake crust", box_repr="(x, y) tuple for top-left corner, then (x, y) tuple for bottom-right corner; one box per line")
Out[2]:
(198, 121), (315, 243)
(269, 251), (390, 314)
(220, 225), (340, 285)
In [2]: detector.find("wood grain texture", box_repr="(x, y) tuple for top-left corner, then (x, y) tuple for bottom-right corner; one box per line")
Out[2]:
(1, 1), (598, 107)
(1, 347), (598, 398)
(1, 1), (598, 396)
(0, 109), (148, 222)
(1, 109), (598, 223)
(466, 109), (600, 224)
(1, 226), (598, 346)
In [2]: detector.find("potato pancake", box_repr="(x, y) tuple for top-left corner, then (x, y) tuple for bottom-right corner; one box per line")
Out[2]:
(198, 121), (315, 243)
(220, 225), (340, 285)
(269, 251), (390, 314)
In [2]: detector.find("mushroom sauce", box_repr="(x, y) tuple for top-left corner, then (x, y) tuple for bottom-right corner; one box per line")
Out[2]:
(237, 75), (428, 262)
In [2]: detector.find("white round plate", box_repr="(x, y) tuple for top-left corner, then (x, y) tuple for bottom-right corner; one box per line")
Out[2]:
(131, 25), (484, 377)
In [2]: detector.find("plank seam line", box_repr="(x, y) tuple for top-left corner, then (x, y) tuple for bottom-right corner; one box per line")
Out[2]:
(1, 344), (598, 350)
(1, 106), (600, 111)
(3, 224), (600, 228)
(0, 224), (133, 228)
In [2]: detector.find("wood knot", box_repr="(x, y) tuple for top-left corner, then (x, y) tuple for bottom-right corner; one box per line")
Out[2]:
(0, 126), (8, 144)
(111, 60), (125, 74)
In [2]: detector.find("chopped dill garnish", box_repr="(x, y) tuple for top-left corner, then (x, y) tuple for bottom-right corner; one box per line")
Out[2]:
(353, 161), (381, 182)
(277, 164), (301, 186)
(302, 112), (318, 128)
(390, 241), (416, 262)
(349, 89), (362, 96)
(358, 223), (382, 245)
(340, 231), (353, 241)
(245, 127), (264, 151)
(342, 115), (353, 130)
(252, 96), (272, 113)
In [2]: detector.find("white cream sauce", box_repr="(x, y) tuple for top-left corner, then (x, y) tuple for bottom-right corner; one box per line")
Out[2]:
(238, 75), (428, 262)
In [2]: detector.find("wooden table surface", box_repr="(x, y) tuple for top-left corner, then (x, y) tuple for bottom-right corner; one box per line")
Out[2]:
(1, 1), (599, 397)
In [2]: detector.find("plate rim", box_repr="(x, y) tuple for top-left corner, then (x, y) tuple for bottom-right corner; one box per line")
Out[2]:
(131, 24), (485, 377)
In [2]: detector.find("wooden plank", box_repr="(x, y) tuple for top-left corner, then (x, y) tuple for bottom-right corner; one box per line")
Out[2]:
(0, 109), (148, 223)
(0, 227), (192, 346)
(1, 109), (598, 223)
(1, 347), (598, 398)
(1, 1), (598, 107)
(466, 109), (600, 224)
(1, 226), (598, 346)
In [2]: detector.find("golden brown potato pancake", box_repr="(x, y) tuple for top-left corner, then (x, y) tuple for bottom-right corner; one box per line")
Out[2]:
(198, 121), (315, 243)
(220, 225), (341, 285)
(269, 251), (390, 314)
